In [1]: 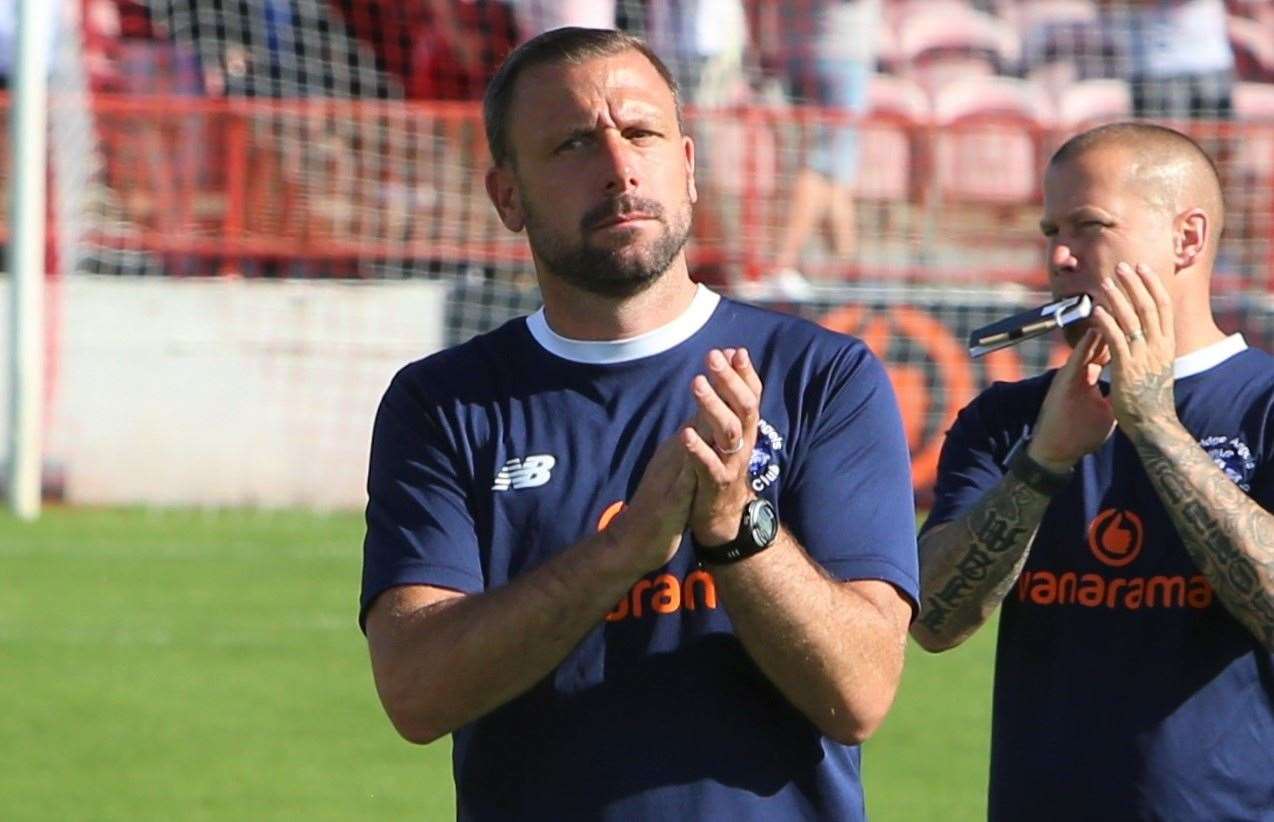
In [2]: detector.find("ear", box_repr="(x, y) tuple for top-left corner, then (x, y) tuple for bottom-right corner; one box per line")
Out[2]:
(683, 134), (698, 205)
(1173, 208), (1208, 270)
(485, 164), (526, 232)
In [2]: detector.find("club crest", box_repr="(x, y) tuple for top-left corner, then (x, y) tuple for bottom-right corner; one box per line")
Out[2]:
(1199, 435), (1255, 491)
(748, 418), (785, 493)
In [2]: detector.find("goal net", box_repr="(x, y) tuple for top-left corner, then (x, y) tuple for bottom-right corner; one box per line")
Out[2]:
(7, 0), (1274, 506)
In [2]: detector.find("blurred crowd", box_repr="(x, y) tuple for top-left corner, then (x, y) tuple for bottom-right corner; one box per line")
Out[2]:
(9, 0), (1272, 286)
(55, 1), (1274, 106)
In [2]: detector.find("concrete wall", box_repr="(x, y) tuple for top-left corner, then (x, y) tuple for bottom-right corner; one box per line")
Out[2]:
(2, 277), (447, 508)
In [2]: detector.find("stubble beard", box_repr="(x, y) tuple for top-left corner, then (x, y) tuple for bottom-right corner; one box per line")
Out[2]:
(523, 193), (693, 299)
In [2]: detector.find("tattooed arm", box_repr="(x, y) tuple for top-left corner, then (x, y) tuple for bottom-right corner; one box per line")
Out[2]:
(1132, 421), (1274, 650)
(912, 477), (1051, 651)
(913, 329), (1116, 652)
(1095, 262), (1274, 650)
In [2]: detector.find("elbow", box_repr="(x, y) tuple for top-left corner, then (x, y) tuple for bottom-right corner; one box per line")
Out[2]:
(909, 623), (964, 654)
(381, 694), (451, 746)
(818, 680), (901, 746)
(390, 714), (448, 746)
(375, 672), (453, 746)
(820, 701), (890, 747)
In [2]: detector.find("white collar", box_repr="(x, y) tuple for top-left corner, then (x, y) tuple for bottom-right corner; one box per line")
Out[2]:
(526, 285), (721, 364)
(1173, 333), (1247, 379)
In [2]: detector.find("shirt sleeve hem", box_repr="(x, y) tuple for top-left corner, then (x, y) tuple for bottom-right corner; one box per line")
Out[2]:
(358, 563), (485, 632)
(819, 556), (921, 614)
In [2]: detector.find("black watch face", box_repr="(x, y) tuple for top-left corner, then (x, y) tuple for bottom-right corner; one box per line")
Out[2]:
(749, 499), (778, 546)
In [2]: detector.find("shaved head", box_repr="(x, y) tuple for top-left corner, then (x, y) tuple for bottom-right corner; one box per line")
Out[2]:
(1049, 122), (1225, 246)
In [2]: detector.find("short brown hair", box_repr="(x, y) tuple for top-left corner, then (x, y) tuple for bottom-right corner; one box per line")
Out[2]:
(482, 27), (682, 168)
(1050, 122), (1221, 184)
(1049, 121), (1225, 234)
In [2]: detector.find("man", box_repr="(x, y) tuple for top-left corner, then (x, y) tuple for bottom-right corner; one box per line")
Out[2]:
(359, 27), (918, 820)
(1098, 0), (1235, 122)
(756, 0), (881, 297)
(914, 122), (1274, 819)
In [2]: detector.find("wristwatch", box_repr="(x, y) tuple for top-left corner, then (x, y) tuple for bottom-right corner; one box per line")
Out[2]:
(695, 498), (779, 565)
(1005, 435), (1073, 496)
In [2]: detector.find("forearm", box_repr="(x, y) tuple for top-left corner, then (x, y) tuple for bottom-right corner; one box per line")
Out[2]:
(1134, 420), (1274, 650)
(368, 529), (649, 744)
(711, 531), (909, 745)
(912, 477), (1050, 651)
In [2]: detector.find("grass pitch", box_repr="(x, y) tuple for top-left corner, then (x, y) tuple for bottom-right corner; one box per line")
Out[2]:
(0, 508), (993, 820)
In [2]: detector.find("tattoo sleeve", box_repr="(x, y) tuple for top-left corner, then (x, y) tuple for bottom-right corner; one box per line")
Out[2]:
(1134, 421), (1274, 650)
(913, 476), (1053, 650)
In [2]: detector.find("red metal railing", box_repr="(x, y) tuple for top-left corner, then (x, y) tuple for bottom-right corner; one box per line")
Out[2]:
(1, 93), (1271, 289)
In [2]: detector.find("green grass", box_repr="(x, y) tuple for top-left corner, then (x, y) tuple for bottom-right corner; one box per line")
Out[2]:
(0, 508), (994, 820)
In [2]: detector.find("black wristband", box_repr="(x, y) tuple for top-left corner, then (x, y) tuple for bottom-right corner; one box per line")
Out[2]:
(694, 538), (769, 565)
(1006, 437), (1073, 496)
(694, 498), (779, 566)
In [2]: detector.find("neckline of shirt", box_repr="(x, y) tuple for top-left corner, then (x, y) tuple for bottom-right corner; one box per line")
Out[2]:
(1172, 332), (1247, 379)
(525, 285), (721, 365)
(1094, 333), (1245, 383)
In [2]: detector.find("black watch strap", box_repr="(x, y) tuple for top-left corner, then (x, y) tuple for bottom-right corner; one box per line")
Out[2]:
(694, 498), (778, 565)
(1006, 437), (1073, 496)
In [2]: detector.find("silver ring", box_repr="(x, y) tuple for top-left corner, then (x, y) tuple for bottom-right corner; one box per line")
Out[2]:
(717, 438), (745, 455)
(1127, 329), (1145, 343)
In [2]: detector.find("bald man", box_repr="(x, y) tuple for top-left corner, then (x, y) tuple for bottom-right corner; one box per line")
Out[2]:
(913, 122), (1274, 819)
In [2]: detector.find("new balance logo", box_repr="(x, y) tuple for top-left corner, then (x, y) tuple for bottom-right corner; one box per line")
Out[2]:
(492, 455), (557, 491)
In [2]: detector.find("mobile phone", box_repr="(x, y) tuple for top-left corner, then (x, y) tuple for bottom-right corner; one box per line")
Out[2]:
(967, 294), (1093, 358)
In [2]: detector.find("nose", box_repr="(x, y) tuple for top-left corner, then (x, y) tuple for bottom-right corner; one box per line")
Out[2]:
(1050, 241), (1077, 277)
(599, 131), (639, 194)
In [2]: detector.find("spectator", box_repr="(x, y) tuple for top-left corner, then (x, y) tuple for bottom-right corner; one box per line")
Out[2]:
(751, 0), (882, 299)
(0, 0), (11, 89)
(508, 0), (616, 41)
(407, 0), (518, 100)
(1100, 0), (1235, 121)
(646, 0), (751, 268)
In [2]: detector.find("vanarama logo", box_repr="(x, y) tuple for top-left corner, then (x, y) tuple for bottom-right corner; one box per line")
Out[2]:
(596, 499), (720, 623)
(1016, 570), (1214, 610)
(605, 569), (718, 622)
(1018, 507), (1213, 611)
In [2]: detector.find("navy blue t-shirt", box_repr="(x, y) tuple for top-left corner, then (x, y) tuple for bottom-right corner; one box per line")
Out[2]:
(924, 336), (1274, 820)
(361, 287), (919, 821)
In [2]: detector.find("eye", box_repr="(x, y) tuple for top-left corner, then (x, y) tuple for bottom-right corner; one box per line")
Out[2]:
(555, 135), (590, 154)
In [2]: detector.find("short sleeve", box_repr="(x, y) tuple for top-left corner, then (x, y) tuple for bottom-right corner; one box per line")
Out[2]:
(921, 385), (1021, 535)
(782, 348), (919, 612)
(359, 371), (485, 631)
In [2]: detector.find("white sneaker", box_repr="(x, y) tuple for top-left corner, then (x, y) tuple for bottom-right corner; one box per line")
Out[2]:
(732, 278), (773, 302)
(768, 268), (815, 301)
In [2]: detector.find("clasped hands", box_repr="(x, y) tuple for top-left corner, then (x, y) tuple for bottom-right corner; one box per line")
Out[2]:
(1031, 261), (1180, 469)
(615, 347), (764, 571)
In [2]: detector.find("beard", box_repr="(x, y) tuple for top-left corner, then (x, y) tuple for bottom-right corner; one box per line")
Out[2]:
(523, 192), (692, 299)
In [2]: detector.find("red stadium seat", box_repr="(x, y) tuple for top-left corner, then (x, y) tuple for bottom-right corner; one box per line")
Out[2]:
(1057, 78), (1132, 130)
(1230, 81), (1274, 292)
(1234, 81), (1274, 178)
(896, 3), (1021, 98)
(857, 74), (930, 201)
(1236, 80), (1274, 120)
(930, 75), (1054, 205)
